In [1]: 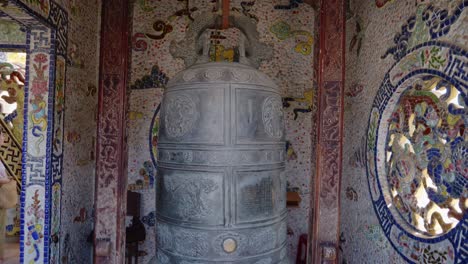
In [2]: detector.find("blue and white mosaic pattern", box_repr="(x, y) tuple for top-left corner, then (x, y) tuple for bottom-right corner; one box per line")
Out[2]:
(366, 2), (467, 262)
(0, 0), (67, 263)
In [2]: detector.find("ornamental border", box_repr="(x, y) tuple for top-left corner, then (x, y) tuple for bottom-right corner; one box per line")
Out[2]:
(0, 0), (68, 263)
(366, 40), (467, 264)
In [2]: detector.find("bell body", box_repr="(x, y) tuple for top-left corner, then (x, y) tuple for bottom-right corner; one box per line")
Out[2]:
(156, 62), (287, 264)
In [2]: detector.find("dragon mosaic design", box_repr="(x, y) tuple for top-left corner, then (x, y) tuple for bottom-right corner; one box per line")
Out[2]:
(366, 2), (467, 263)
(386, 77), (466, 236)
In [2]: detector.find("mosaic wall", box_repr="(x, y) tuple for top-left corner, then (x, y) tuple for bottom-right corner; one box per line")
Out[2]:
(0, 18), (26, 46)
(1, 2), (62, 263)
(341, 0), (467, 263)
(55, 0), (100, 263)
(0, 0), (100, 263)
(127, 0), (316, 262)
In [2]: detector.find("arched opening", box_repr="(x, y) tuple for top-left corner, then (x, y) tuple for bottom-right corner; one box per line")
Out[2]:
(0, 48), (26, 263)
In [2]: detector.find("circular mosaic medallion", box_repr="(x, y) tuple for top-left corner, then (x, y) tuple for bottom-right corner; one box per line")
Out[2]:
(366, 42), (467, 263)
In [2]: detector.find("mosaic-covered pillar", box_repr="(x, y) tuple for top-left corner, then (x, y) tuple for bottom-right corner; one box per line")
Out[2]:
(311, 0), (345, 263)
(94, 0), (130, 263)
(3, 0), (70, 263)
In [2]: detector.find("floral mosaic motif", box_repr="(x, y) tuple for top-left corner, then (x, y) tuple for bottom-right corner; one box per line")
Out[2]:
(25, 189), (44, 263)
(382, 2), (466, 61)
(31, 54), (48, 94)
(390, 46), (450, 85)
(270, 20), (313, 56)
(141, 211), (155, 227)
(420, 46), (447, 69)
(386, 76), (466, 235)
(30, 53), (49, 153)
(128, 161), (155, 191)
(131, 65), (168, 90)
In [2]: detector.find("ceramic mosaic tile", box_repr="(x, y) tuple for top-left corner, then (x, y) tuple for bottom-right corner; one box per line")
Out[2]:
(0, 0), (99, 263)
(0, 18), (26, 46)
(341, 0), (467, 263)
(58, 0), (100, 263)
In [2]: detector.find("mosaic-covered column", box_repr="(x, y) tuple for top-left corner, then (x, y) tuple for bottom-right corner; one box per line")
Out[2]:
(94, 0), (130, 263)
(311, 0), (345, 263)
(1, 1), (69, 263)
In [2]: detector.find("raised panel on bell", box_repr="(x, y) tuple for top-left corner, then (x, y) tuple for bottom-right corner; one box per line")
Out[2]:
(235, 168), (286, 223)
(156, 167), (225, 225)
(234, 88), (284, 145)
(159, 86), (226, 145)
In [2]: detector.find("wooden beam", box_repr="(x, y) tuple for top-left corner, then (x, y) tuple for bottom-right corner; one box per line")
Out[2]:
(222, 0), (230, 29)
(310, 0), (345, 263)
(94, 0), (130, 263)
